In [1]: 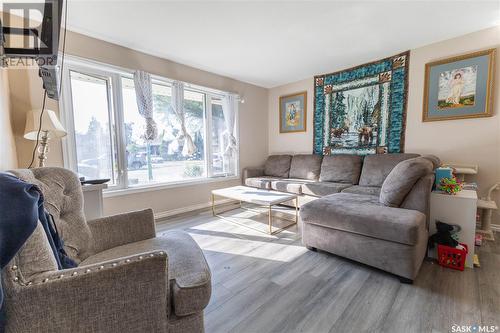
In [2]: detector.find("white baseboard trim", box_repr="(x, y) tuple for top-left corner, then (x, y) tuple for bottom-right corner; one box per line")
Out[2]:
(154, 198), (236, 221)
(490, 224), (500, 232)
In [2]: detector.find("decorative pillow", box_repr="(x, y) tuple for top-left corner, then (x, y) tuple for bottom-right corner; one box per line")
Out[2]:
(319, 155), (362, 184)
(289, 155), (323, 180)
(264, 155), (292, 178)
(379, 157), (433, 207)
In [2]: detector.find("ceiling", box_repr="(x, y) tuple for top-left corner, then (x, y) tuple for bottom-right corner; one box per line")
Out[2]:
(66, 1), (500, 88)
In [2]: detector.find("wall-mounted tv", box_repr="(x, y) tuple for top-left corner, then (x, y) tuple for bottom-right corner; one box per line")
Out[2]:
(1, 0), (64, 100)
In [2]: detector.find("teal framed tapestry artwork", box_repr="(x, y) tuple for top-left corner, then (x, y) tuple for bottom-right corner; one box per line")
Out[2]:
(423, 49), (496, 122)
(280, 91), (307, 133)
(313, 51), (410, 155)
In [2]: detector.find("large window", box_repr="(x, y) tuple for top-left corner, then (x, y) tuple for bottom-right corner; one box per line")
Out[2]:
(61, 57), (239, 191)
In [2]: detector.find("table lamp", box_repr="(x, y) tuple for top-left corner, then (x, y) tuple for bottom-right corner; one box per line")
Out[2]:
(24, 109), (67, 167)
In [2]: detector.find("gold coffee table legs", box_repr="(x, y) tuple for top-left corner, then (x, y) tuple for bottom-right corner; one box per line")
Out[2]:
(211, 194), (298, 235)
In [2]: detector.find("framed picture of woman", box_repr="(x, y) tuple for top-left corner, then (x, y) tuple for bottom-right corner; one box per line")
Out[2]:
(423, 48), (496, 122)
(279, 91), (307, 133)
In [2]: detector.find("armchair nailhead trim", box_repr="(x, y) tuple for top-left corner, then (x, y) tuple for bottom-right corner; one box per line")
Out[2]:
(17, 251), (167, 286)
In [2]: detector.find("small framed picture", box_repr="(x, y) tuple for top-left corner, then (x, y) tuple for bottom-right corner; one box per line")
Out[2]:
(423, 48), (496, 122)
(279, 91), (307, 133)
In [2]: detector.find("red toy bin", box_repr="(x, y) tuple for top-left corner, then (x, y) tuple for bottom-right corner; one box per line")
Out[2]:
(437, 243), (468, 271)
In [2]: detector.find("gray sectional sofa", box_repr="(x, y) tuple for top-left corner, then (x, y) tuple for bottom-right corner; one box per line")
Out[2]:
(243, 153), (439, 282)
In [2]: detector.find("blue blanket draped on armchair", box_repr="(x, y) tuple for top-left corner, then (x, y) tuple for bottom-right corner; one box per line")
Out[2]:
(0, 172), (77, 332)
(0, 173), (40, 332)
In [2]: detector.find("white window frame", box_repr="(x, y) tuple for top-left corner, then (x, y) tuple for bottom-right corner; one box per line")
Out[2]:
(59, 55), (240, 194)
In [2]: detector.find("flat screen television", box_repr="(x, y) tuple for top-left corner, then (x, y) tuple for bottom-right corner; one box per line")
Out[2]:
(1, 0), (64, 100)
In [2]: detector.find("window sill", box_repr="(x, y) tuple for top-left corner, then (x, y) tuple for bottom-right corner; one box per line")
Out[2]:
(103, 175), (241, 198)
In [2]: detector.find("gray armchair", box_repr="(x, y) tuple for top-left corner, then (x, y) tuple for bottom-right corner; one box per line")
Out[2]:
(2, 167), (211, 333)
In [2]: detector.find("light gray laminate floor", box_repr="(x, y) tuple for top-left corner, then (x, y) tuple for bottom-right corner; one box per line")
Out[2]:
(157, 206), (500, 333)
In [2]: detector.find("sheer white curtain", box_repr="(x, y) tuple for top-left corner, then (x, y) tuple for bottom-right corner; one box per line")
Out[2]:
(133, 70), (156, 180)
(222, 93), (237, 173)
(171, 81), (196, 156)
(133, 71), (157, 140)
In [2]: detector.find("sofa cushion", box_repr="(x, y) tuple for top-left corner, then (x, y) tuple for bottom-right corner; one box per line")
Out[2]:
(245, 176), (276, 190)
(319, 155), (363, 184)
(289, 154), (323, 180)
(358, 153), (420, 187)
(300, 193), (426, 246)
(9, 167), (93, 263)
(80, 230), (211, 317)
(341, 185), (381, 196)
(380, 157), (434, 207)
(301, 182), (352, 197)
(264, 155), (292, 178)
(270, 179), (311, 194)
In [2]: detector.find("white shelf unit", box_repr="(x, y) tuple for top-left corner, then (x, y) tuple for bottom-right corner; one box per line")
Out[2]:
(429, 190), (477, 268)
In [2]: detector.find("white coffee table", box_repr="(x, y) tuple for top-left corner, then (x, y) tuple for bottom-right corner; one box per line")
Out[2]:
(211, 186), (298, 235)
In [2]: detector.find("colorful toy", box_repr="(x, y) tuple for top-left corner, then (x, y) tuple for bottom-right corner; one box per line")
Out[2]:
(439, 177), (462, 195)
(435, 167), (454, 188)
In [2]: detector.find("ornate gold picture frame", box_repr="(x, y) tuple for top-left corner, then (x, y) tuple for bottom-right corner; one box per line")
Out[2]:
(423, 48), (496, 122)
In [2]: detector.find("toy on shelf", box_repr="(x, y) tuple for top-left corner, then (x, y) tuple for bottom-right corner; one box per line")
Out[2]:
(435, 167), (454, 189)
(442, 163), (478, 182)
(476, 182), (499, 241)
(439, 177), (463, 195)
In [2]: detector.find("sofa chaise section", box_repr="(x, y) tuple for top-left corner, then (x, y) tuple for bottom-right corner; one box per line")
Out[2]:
(300, 156), (435, 282)
(301, 193), (426, 246)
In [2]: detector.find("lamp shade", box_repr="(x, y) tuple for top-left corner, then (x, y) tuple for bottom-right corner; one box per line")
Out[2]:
(24, 109), (67, 140)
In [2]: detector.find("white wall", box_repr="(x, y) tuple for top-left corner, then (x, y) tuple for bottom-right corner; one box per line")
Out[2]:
(0, 69), (17, 170)
(268, 26), (500, 224)
(268, 79), (314, 154)
(405, 26), (500, 224)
